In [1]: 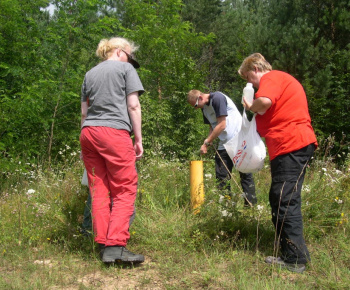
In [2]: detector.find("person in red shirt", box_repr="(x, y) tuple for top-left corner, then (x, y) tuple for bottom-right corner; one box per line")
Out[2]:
(238, 53), (317, 273)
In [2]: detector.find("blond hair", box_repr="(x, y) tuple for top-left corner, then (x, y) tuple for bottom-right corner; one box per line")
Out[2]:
(187, 89), (202, 103)
(238, 53), (272, 77)
(96, 37), (139, 61)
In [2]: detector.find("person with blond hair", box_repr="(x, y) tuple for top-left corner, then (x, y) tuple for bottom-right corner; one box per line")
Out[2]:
(187, 90), (257, 207)
(238, 53), (318, 273)
(80, 37), (144, 264)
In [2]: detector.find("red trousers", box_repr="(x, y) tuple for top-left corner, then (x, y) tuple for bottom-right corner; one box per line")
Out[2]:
(80, 126), (137, 246)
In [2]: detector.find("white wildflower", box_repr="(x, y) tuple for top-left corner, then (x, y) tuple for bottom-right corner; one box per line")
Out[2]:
(335, 198), (343, 204)
(204, 173), (212, 179)
(27, 189), (35, 195)
(221, 209), (232, 217)
(302, 184), (311, 193)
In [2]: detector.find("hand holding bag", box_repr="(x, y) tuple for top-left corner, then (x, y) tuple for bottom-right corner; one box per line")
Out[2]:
(224, 110), (266, 173)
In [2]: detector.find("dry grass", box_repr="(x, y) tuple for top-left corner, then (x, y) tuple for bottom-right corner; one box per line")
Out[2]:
(0, 155), (349, 289)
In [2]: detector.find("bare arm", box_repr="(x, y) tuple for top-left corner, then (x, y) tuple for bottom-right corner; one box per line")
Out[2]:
(243, 96), (272, 114)
(81, 101), (88, 127)
(80, 101), (88, 160)
(127, 92), (143, 160)
(200, 116), (226, 154)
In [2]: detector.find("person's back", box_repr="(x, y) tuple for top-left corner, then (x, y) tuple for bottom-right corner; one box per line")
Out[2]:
(255, 70), (317, 160)
(80, 37), (145, 264)
(238, 52), (317, 273)
(82, 60), (142, 131)
(202, 92), (241, 148)
(187, 89), (257, 207)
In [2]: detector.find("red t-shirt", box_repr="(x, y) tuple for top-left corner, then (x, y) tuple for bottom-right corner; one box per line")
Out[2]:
(255, 70), (318, 160)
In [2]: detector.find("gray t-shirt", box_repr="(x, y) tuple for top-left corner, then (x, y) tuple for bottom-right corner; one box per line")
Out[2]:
(81, 60), (144, 132)
(202, 92), (241, 150)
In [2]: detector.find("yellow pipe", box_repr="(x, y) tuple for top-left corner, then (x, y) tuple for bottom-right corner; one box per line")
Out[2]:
(190, 160), (204, 214)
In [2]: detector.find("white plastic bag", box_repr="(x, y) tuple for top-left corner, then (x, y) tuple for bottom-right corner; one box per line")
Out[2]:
(81, 168), (89, 186)
(224, 110), (266, 173)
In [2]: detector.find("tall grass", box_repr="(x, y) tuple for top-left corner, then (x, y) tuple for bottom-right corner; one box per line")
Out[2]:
(0, 148), (349, 289)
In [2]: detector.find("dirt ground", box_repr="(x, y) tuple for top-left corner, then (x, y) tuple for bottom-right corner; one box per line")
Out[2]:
(35, 256), (171, 290)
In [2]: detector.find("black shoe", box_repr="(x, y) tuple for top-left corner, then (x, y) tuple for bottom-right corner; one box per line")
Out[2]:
(102, 246), (121, 263)
(242, 193), (257, 207)
(265, 256), (306, 273)
(102, 246), (144, 264)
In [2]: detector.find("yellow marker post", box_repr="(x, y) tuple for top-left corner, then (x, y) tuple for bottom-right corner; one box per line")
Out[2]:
(190, 160), (204, 214)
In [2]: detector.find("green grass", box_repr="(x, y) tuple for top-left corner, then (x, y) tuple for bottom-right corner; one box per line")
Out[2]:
(0, 155), (349, 289)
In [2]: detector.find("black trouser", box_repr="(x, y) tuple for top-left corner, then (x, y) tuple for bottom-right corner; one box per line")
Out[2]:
(81, 187), (93, 232)
(215, 149), (257, 206)
(269, 144), (315, 264)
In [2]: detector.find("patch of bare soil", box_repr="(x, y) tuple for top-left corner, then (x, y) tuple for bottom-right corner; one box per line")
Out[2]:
(48, 256), (167, 290)
(79, 259), (164, 289)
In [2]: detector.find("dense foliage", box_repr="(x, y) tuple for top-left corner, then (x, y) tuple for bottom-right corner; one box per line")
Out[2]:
(1, 0), (349, 172)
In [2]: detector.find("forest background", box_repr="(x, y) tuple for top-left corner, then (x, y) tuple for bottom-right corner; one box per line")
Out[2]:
(1, 0), (350, 171)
